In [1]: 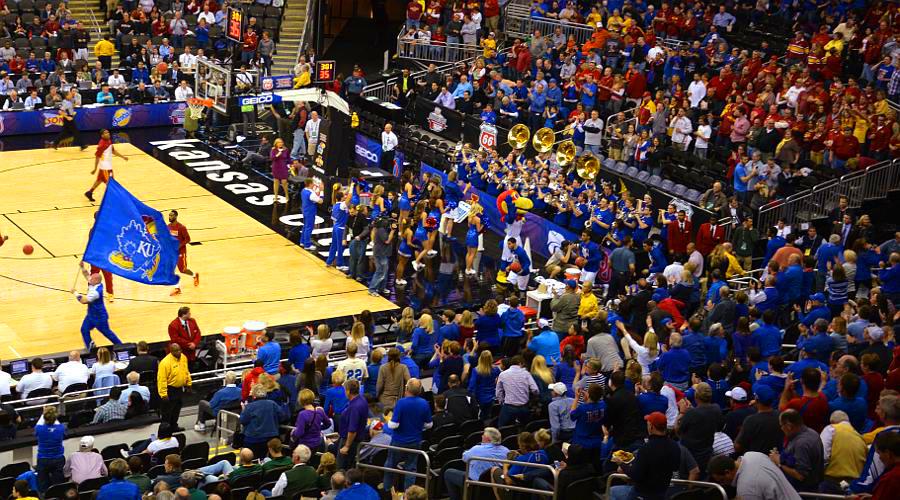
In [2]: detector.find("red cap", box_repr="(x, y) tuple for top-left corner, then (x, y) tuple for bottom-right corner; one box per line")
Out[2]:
(644, 412), (667, 429)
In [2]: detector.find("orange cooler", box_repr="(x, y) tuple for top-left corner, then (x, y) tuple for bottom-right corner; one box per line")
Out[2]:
(222, 326), (243, 355)
(242, 320), (267, 351)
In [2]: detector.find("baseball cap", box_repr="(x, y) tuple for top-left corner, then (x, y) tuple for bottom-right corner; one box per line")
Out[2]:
(80, 436), (95, 450)
(867, 326), (885, 341)
(644, 412), (667, 429)
(395, 344), (407, 354)
(550, 382), (567, 395)
(809, 292), (826, 302)
(538, 318), (551, 329)
(725, 387), (748, 402)
(564, 279), (578, 289)
(753, 385), (777, 406)
(369, 421), (384, 432)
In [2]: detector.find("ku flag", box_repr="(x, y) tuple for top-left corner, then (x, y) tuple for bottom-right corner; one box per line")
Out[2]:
(83, 178), (181, 285)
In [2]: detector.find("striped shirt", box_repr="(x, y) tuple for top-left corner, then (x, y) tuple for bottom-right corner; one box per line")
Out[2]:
(495, 366), (538, 406)
(826, 277), (849, 305)
(92, 400), (127, 424)
(575, 373), (607, 403)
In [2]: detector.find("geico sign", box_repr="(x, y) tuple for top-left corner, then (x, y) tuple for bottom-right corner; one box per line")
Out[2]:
(355, 145), (379, 163)
(238, 94), (280, 106)
(149, 139), (286, 206)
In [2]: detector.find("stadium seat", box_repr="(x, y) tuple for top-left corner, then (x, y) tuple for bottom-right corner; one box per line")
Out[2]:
(45, 481), (77, 500)
(430, 446), (463, 469)
(231, 471), (263, 490)
(77, 476), (109, 492)
(0, 462), (29, 478)
(524, 419), (550, 432)
(684, 189), (701, 203)
(624, 166), (639, 178)
(660, 179), (675, 192)
(614, 162), (628, 174)
(636, 170), (650, 182)
(261, 466), (290, 484)
(182, 458), (208, 471)
(147, 464), (167, 479)
(181, 441), (209, 462)
(501, 434), (518, 449)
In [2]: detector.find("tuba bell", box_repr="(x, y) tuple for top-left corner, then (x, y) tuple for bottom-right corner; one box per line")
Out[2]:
(575, 153), (601, 181)
(532, 127), (556, 153)
(507, 124), (531, 150)
(556, 140), (577, 166)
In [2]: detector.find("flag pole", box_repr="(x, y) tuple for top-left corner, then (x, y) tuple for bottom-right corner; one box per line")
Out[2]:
(72, 263), (83, 291)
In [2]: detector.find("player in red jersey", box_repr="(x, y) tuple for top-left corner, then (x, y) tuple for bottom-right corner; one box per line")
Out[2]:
(167, 209), (199, 295)
(85, 129), (128, 202)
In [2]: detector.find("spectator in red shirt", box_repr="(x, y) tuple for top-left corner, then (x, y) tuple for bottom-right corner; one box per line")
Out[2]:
(483, 0), (501, 35)
(241, 28), (258, 64)
(405, 0), (422, 30)
(780, 367), (829, 432)
(831, 127), (860, 172)
(872, 432), (900, 500)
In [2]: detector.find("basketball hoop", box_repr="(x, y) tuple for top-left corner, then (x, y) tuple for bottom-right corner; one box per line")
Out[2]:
(186, 97), (214, 120)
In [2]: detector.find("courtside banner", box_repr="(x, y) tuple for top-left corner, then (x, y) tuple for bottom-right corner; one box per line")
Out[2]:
(83, 179), (181, 285)
(421, 163), (579, 258)
(0, 102), (187, 136)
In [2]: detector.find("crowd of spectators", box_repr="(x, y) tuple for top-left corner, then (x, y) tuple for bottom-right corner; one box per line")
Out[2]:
(388, 0), (900, 224)
(0, 0), (281, 111)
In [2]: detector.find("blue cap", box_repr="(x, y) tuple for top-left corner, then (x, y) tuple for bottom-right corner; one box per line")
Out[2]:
(564, 279), (578, 289)
(549, 78), (558, 83)
(660, 317), (672, 325)
(809, 292), (826, 302)
(753, 385), (777, 406)
(395, 344), (406, 354)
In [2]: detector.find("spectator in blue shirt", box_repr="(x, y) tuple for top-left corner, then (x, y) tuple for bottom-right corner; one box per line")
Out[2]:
(778, 255), (805, 306)
(240, 384), (285, 464)
(644, 239), (668, 274)
(658, 332), (691, 390)
(475, 300), (502, 348)
(323, 371), (349, 423)
(96, 459), (141, 500)
(336, 468), (379, 500)
(637, 372), (670, 417)
(195, 370), (241, 432)
(96, 84), (116, 104)
(35, 406), (66, 492)
(288, 330), (311, 371)
(444, 427), (510, 500)
(751, 309), (783, 358)
(385, 379), (433, 492)
(797, 293), (832, 329)
(680, 318), (707, 371)
(410, 313), (436, 368)
(528, 321), (561, 366)
(255, 331), (281, 375)
(815, 235), (843, 291)
(797, 317), (835, 364)
(828, 373), (869, 432)
(438, 310), (460, 343)
(468, 350), (501, 420)
(500, 296), (525, 357)
(878, 252), (900, 305)
(571, 383), (606, 453)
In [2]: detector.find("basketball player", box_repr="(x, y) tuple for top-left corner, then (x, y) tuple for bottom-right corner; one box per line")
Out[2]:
(72, 261), (123, 350)
(85, 129), (128, 202)
(168, 210), (199, 296)
(505, 237), (531, 297)
(52, 88), (87, 150)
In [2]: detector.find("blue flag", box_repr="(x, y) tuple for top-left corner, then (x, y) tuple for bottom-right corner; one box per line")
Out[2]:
(83, 178), (181, 285)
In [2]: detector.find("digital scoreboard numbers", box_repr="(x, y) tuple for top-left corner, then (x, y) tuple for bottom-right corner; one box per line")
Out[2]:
(316, 61), (336, 83)
(226, 7), (243, 42)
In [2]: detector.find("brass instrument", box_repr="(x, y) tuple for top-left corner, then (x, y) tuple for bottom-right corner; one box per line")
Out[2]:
(507, 124), (531, 150)
(575, 153), (601, 181)
(532, 126), (576, 153)
(556, 140), (577, 166)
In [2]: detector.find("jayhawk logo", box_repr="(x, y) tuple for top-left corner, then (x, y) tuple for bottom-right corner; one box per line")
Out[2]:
(107, 215), (162, 281)
(496, 189), (533, 225)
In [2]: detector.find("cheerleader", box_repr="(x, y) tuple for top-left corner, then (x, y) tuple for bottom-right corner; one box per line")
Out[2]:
(411, 200), (433, 272)
(325, 191), (349, 269)
(464, 207), (484, 276)
(396, 218), (417, 286)
(398, 171), (417, 222)
(369, 185), (387, 219)
(441, 171), (468, 235)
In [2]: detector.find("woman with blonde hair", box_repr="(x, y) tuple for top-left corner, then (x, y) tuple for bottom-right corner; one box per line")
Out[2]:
(531, 355), (554, 405)
(270, 138), (290, 203)
(291, 388), (330, 451)
(410, 314), (435, 367)
(347, 321), (370, 360)
(91, 346), (116, 379)
(311, 324), (333, 359)
(376, 347), (410, 410)
(469, 350), (500, 420)
(458, 310), (476, 345)
(621, 329), (660, 375)
(842, 249), (857, 296)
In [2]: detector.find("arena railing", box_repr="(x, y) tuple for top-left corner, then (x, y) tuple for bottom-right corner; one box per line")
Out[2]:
(503, 6), (597, 45)
(462, 457), (559, 500)
(605, 473), (728, 500)
(798, 493), (854, 499)
(297, 0), (316, 71)
(396, 28), (484, 65)
(356, 442), (432, 493)
(756, 158), (899, 230)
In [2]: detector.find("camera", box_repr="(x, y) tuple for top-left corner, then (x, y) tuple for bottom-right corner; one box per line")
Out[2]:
(374, 215), (396, 230)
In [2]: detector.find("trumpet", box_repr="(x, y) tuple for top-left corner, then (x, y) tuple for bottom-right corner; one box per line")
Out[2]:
(508, 124), (530, 150)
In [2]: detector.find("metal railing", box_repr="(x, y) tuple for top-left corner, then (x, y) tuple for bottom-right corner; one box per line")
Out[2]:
(757, 158), (900, 230)
(297, 0), (316, 72)
(396, 29), (484, 64)
(462, 457), (559, 500)
(216, 409), (242, 448)
(503, 6), (597, 45)
(799, 493), (854, 499)
(605, 473), (729, 500)
(356, 442), (432, 493)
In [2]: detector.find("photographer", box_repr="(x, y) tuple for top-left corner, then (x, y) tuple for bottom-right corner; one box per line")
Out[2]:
(347, 206), (372, 281)
(368, 215), (397, 296)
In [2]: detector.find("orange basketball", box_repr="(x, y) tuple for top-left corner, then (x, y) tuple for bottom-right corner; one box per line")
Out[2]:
(575, 256), (586, 267)
(509, 261), (522, 273)
(23, 244), (34, 255)
(156, 62), (169, 74)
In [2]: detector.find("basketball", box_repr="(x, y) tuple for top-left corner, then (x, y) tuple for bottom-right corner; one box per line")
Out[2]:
(156, 62), (169, 75)
(509, 261), (522, 273)
(23, 244), (34, 255)
(575, 256), (586, 267)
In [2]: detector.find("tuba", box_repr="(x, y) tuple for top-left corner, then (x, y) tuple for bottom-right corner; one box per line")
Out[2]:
(575, 153), (600, 181)
(556, 140), (577, 166)
(507, 124), (531, 150)
(532, 127), (556, 153)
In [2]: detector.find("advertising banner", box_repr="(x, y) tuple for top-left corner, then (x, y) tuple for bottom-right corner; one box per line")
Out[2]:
(354, 133), (404, 177)
(0, 102), (187, 136)
(421, 163), (579, 258)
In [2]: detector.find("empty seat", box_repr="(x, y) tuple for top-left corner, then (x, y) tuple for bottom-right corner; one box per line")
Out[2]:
(624, 166), (639, 178)
(660, 179), (675, 191)
(648, 175), (662, 186)
(602, 158), (616, 170)
(636, 170), (650, 182)
(684, 189), (701, 202)
(614, 161), (628, 173)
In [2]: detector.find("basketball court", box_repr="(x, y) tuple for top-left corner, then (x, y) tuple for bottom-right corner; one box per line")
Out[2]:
(0, 144), (396, 359)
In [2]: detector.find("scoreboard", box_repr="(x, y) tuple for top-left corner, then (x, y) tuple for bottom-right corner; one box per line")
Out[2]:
(315, 60), (336, 83)
(226, 7), (243, 43)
